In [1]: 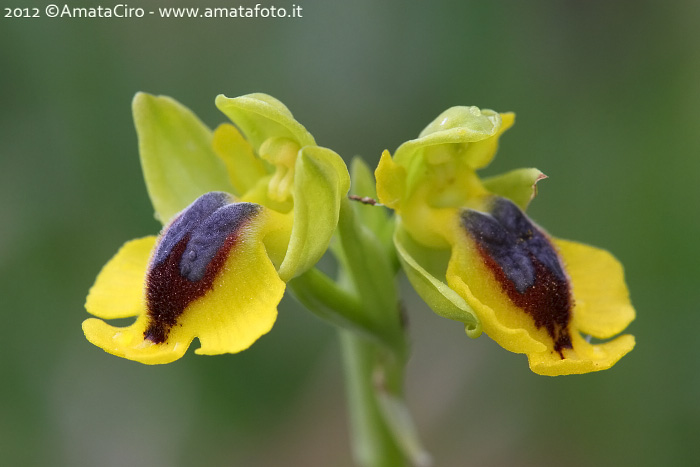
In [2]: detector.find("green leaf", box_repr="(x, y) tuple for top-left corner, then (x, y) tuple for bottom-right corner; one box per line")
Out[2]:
(394, 223), (481, 338)
(215, 93), (315, 151)
(277, 146), (350, 281)
(133, 93), (235, 223)
(483, 167), (547, 210)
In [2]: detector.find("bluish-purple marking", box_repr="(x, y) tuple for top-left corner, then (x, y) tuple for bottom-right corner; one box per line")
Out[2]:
(144, 192), (261, 343)
(461, 197), (573, 356)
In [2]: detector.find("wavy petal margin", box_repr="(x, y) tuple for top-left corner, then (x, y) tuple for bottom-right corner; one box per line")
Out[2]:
(445, 214), (635, 375)
(83, 211), (284, 364)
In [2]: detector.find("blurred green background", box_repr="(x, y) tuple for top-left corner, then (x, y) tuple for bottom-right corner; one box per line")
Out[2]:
(1, 1), (698, 465)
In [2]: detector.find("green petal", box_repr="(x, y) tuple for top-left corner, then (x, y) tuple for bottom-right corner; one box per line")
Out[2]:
(394, 223), (481, 337)
(350, 157), (393, 246)
(215, 93), (315, 151)
(133, 93), (235, 223)
(482, 168), (547, 210)
(277, 146), (351, 282)
(394, 107), (513, 170)
(375, 150), (407, 211)
(212, 123), (269, 196)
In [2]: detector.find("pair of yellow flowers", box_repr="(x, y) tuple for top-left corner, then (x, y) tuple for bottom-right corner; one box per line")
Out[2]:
(83, 93), (635, 376)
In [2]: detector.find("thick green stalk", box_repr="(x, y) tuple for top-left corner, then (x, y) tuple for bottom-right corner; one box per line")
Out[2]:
(335, 197), (409, 467)
(291, 195), (428, 466)
(335, 198), (406, 356)
(341, 331), (405, 467)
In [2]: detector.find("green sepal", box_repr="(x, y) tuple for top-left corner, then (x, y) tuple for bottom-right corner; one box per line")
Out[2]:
(482, 167), (547, 210)
(277, 146), (351, 281)
(215, 93), (315, 151)
(133, 93), (235, 224)
(393, 106), (513, 170)
(394, 222), (481, 338)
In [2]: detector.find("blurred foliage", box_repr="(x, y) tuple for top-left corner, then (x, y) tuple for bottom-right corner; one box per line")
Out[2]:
(1, 1), (699, 466)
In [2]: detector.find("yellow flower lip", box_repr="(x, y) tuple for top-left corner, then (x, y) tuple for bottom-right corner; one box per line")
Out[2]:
(461, 197), (573, 357)
(144, 192), (262, 343)
(84, 92), (350, 364)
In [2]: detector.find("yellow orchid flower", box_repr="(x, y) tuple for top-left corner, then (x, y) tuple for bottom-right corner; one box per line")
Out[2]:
(83, 93), (349, 364)
(376, 105), (635, 375)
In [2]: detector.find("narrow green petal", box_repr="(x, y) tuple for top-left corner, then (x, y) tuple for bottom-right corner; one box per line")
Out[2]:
(350, 157), (393, 245)
(215, 93), (315, 151)
(394, 223), (481, 337)
(277, 146), (350, 281)
(482, 168), (547, 210)
(212, 123), (269, 196)
(133, 93), (235, 223)
(375, 150), (406, 211)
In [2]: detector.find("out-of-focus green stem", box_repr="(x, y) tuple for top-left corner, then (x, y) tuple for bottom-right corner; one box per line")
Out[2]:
(292, 195), (428, 466)
(341, 331), (405, 467)
(335, 198), (406, 356)
(335, 197), (410, 467)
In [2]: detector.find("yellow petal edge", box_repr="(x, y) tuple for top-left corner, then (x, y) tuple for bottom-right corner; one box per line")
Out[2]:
(83, 215), (284, 364)
(446, 224), (635, 376)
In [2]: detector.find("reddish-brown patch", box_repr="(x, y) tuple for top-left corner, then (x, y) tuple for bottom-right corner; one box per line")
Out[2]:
(475, 243), (573, 357)
(144, 232), (241, 344)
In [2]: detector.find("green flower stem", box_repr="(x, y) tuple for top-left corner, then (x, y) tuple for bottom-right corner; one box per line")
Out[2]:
(341, 330), (405, 467)
(334, 197), (416, 467)
(289, 267), (378, 340)
(335, 198), (406, 355)
(289, 260), (406, 351)
(291, 196), (428, 466)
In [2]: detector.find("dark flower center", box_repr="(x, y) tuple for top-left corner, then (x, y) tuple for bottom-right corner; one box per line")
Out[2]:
(144, 192), (261, 344)
(461, 197), (573, 357)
